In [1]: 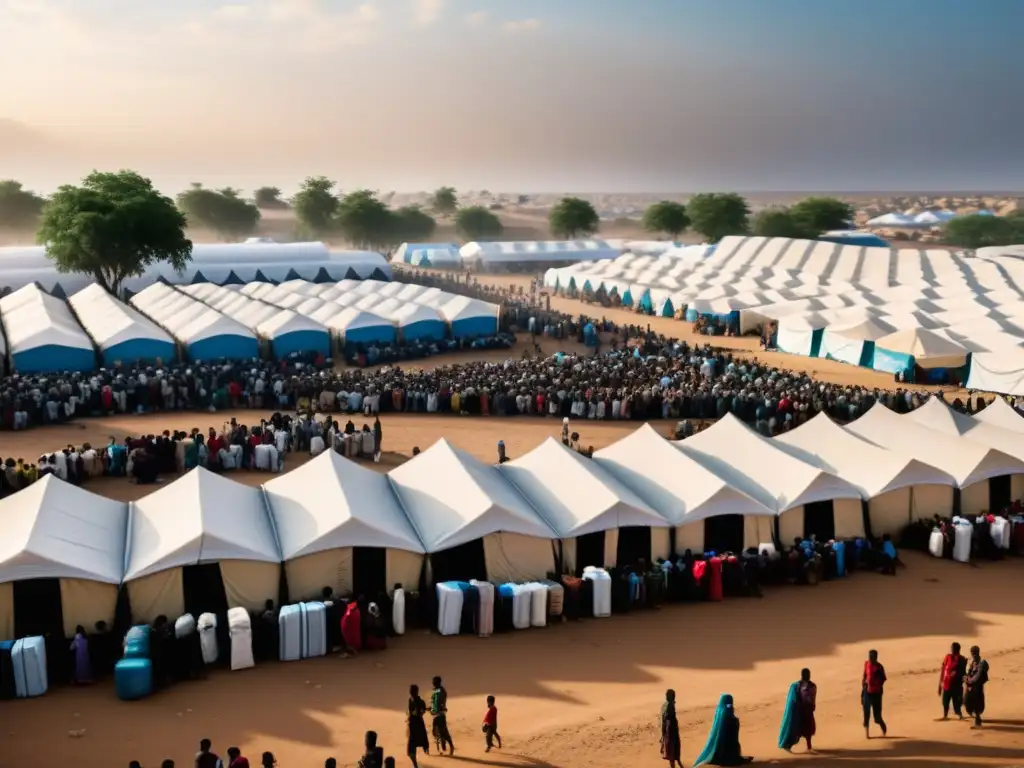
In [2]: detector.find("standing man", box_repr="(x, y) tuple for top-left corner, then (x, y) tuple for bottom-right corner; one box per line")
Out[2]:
(938, 642), (967, 720)
(861, 649), (888, 739)
(965, 646), (990, 728)
(430, 675), (456, 756)
(195, 739), (223, 768)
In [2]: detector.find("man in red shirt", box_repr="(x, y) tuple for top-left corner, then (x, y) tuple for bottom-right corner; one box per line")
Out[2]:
(938, 642), (967, 720)
(862, 649), (888, 738)
(482, 695), (501, 752)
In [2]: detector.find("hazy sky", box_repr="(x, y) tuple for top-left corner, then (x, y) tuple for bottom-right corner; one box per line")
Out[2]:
(1, 0), (1022, 194)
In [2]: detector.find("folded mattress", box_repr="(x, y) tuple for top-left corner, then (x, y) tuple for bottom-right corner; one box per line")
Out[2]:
(953, 522), (973, 563)
(991, 517), (1010, 550)
(470, 580), (494, 637)
(583, 567), (612, 618)
(495, 584), (515, 632)
(12, 636), (48, 698)
(392, 587), (406, 636)
(0, 641), (15, 699)
(435, 582), (464, 636)
(510, 584), (532, 630)
(115, 658), (153, 701)
(302, 602), (328, 658)
(123, 624), (151, 659)
(279, 604), (303, 662)
(197, 613), (219, 665)
(542, 580), (564, 617)
(228, 607), (255, 671)
(929, 529), (944, 558)
(174, 613), (197, 639)
(527, 583), (548, 628)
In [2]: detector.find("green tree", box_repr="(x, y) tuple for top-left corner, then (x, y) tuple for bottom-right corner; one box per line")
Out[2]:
(431, 186), (458, 217)
(389, 205), (437, 244)
(549, 196), (600, 239)
(177, 184), (260, 238)
(292, 176), (339, 235)
(335, 189), (392, 248)
(455, 206), (504, 240)
(687, 192), (751, 243)
(752, 208), (813, 239)
(642, 200), (689, 239)
(253, 186), (287, 209)
(0, 180), (46, 228)
(789, 196), (854, 237)
(38, 170), (191, 296)
(943, 214), (1024, 249)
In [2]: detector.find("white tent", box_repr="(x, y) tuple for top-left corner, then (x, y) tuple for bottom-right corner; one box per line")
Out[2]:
(775, 316), (823, 357)
(388, 440), (557, 582)
(68, 284), (177, 366)
(263, 451), (424, 598)
(972, 397), (1024, 433)
(124, 467), (281, 622)
(818, 316), (897, 366)
(873, 328), (968, 370)
(461, 240), (621, 266)
(966, 350), (1024, 396)
(846, 403), (1024, 514)
(0, 476), (128, 637)
(500, 437), (669, 571)
(0, 284), (96, 373)
(677, 414), (863, 545)
(774, 413), (955, 536)
(594, 424), (775, 552)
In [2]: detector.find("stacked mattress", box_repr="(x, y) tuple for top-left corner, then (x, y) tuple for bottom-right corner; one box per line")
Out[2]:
(435, 582), (465, 636)
(198, 613), (219, 665)
(7, 637), (48, 698)
(952, 518), (973, 563)
(229, 607), (255, 671)
(583, 567), (612, 617)
(116, 624), (153, 701)
(470, 580), (494, 637)
(278, 602), (328, 661)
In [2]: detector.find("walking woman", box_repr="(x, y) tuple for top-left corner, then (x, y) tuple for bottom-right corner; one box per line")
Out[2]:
(779, 668), (817, 752)
(694, 694), (752, 766)
(407, 684), (430, 767)
(660, 689), (683, 767)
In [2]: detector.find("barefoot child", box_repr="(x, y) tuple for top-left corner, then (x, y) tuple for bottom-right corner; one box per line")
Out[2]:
(483, 695), (502, 752)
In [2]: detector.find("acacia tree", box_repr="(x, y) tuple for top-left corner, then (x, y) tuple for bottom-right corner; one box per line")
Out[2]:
(431, 186), (458, 217)
(687, 193), (750, 243)
(38, 170), (191, 296)
(0, 180), (46, 228)
(455, 206), (503, 240)
(177, 184), (261, 238)
(752, 208), (813, 239)
(293, 176), (339, 235)
(549, 196), (599, 239)
(789, 196), (854, 237)
(335, 189), (392, 249)
(642, 201), (689, 239)
(253, 186), (287, 209)
(943, 214), (1024, 249)
(389, 205), (437, 244)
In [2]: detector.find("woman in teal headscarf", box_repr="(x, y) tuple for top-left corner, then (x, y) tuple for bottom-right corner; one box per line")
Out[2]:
(693, 694), (752, 766)
(779, 668), (816, 752)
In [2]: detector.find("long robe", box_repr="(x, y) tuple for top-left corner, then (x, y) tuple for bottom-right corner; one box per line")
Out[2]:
(660, 699), (681, 762)
(778, 682), (802, 750)
(694, 694), (749, 766)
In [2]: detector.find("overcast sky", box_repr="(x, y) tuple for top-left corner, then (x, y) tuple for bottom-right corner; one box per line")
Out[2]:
(1, 0), (1022, 194)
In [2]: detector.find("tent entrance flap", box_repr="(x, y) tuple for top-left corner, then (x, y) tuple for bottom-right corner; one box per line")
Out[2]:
(616, 526), (652, 567)
(703, 514), (744, 555)
(182, 563), (229, 618)
(989, 474), (1011, 513)
(352, 547), (387, 599)
(575, 531), (606, 573)
(13, 578), (64, 639)
(803, 501), (836, 541)
(429, 540), (487, 585)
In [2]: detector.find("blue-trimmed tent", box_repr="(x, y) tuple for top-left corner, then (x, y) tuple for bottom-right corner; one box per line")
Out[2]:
(68, 284), (177, 366)
(0, 285), (96, 373)
(438, 296), (499, 338)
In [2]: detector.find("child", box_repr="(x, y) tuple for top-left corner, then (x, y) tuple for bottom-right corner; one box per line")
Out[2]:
(482, 695), (502, 752)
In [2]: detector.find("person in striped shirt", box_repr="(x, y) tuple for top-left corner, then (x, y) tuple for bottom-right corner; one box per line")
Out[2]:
(430, 676), (456, 756)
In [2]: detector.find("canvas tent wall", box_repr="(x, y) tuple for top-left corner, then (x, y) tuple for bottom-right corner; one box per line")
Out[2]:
(68, 284), (177, 366)
(0, 476), (128, 639)
(437, 296), (499, 338)
(818, 316), (897, 368)
(774, 413), (955, 537)
(677, 414), (863, 546)
(318, 307), (396, 346)
(775, 316), (823, 357)
(846, 403), (1024, 515)
(388, 440), (557, 584)
(594, 424), (776, 553)
(392, 304), (446, 341)
(0, 284), (96, 373)
(123, 467), (281, 623)
(966, 350), (1024, 395)
(263, 451), (424, 600)
(395, 243), (462, 268)
(499, 438), (669, 573)
(130, 282), (259, 361)
(872, 328), (968, 375)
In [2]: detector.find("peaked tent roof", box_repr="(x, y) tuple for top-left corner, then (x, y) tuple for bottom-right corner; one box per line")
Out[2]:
(774, 412), (955, 497)
(499, 437), (668, 537)
(874, 328), (968, 360)
(388, 439), (557, 551)
(904, 397), (1024, 465)
(264, 451), (424, 560)
(972, 397), (1024, 433)
(845, 403), (1024, 487)
(0, 476), (129, 583)
(124, 467), (280, 581)
(676, 413), (862, 512)
(594, 424), (776, 524)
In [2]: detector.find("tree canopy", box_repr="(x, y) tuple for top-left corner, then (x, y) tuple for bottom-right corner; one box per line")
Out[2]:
(431, 186), (458, 217)
(455, 206), (504, 241)
(0, 180), (46, 228)
(943, 214), (1024, 249)
(177, 184), (260, 238)
(292, 176), (339, 235)
(789, 196), (854, 237)
(549, 196), (600, 239)
(752, 208), (813, 239)
(38, 170), (191, 296)
(389, 205), (437, 243)
(687, 193), (750, 243)
(253, 186), (287, 209)
(642, 201), (689, 239)
(335, 189), (393, 248)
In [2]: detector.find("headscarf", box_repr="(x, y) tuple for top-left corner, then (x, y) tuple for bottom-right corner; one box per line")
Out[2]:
(778, 682), (802, 750)
(694, 693), (733, 767)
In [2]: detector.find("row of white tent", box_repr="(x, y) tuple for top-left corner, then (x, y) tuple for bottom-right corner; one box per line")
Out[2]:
(4, 396), (1024, 638)
(395, 240), (623, 268)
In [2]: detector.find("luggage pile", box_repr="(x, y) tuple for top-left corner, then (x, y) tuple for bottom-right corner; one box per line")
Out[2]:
(0, 636), (48, 699)
(434, 578), (570, 638)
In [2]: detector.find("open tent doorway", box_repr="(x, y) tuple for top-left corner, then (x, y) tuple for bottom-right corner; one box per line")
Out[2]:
(803, 501), (836, 541)
(616, 526), (652, 568)
(430, 540), (487, 584)
(13, 578), (64, 638)
(989, 475), (1011, 513)
(703, 515), (744, 554)
(182, 563), (229, 619)
(352, 547), (387, 599)
(574, 531), (606, 573)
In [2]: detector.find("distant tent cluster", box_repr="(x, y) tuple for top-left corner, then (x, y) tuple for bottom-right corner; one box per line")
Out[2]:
(459, 240), (622, 269)
(545, 235), (1024, 390)
(4, 400), (1024, 640)
(865, 210), (967, 228)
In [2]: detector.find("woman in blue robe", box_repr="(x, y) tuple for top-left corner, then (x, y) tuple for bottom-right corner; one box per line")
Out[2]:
(780, 668), (817, 752)
(694, 694), (752, 766)
(779, 682), (802, 751)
